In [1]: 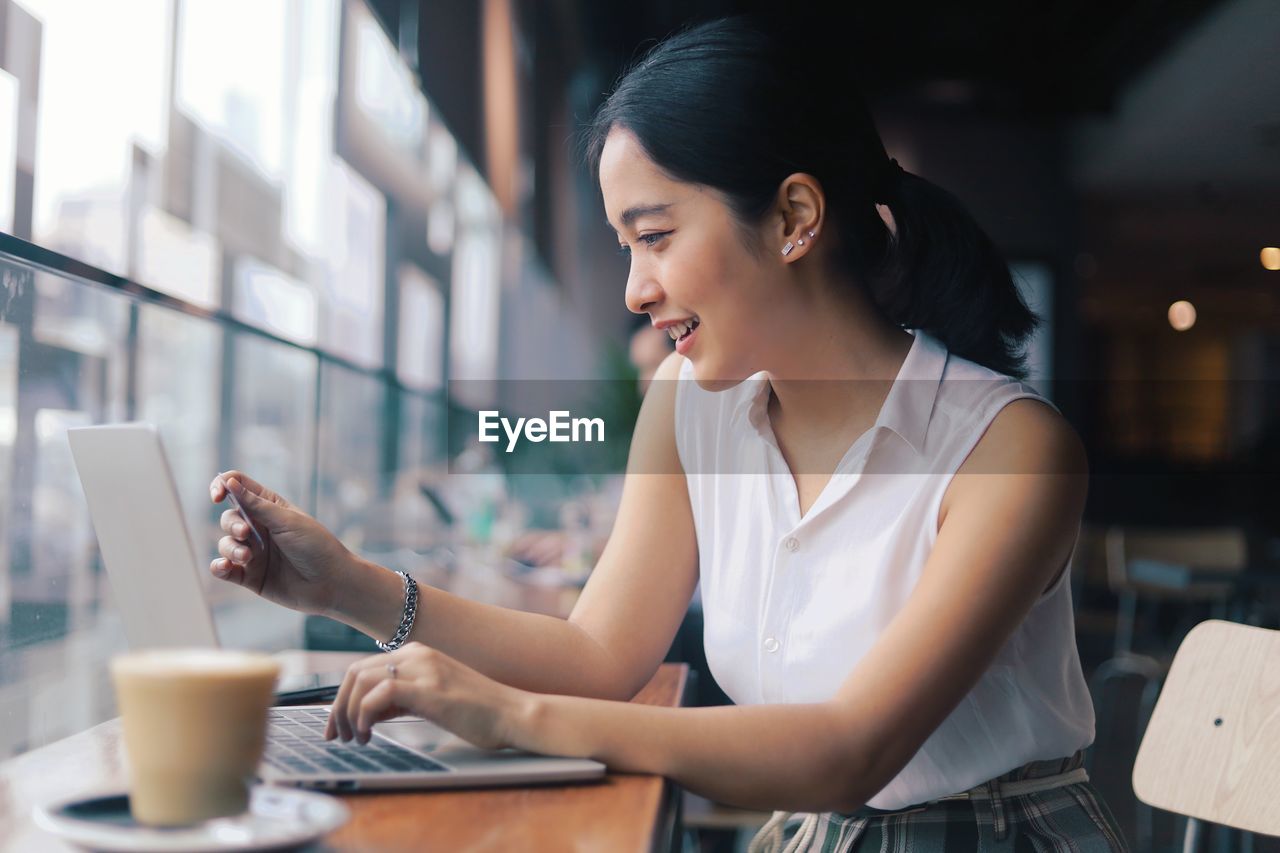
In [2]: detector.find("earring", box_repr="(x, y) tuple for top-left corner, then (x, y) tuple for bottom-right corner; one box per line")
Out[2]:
(781, 241), (794, 256)
(797, 239), (806, 246)
(807, 230), (816, 238)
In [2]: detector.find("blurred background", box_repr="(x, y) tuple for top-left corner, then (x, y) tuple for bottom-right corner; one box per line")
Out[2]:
(0, 1), (1278, 850)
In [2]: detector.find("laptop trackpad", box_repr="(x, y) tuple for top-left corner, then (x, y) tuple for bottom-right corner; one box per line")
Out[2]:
(377, 718), (544, 767)
(376, 718), (453, 751)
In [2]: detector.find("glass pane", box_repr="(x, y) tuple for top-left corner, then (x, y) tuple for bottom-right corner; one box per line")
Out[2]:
(314, 363), (385, 546)
(449, 164), (502, 404)
(317, 160), (384, 368)
(0, 68), (16, 235)
(352, 2), (426, 160)
(397, 263), (444, 390)
(175, 0), (288, 180)
(25, 0), (172, 275)
(136, 207), (221, 309)
(0, 322), (16, 617)
(232, 256), (318, 346)
(0, 253), (133, 757)
(136, 304), (221, 561)
(283, 0), (341, 257)
(398, 390), (445, 475)
(390, 390), (449, 552)
(228, 331), (316, 517)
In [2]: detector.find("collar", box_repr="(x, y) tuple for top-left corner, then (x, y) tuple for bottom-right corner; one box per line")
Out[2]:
(744, 328), (947, 457)
(881, 328), (947, 455)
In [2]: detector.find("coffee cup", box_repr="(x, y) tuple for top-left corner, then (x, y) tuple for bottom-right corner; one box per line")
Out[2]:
(110, 648), (280, 826)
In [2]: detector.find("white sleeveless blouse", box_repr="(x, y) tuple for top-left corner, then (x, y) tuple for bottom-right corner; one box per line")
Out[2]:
(674, 328), (1095, 809)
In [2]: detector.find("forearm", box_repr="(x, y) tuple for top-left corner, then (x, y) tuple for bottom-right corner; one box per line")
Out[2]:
(519, 696), (873, 813)
(328, 557), (630, 700)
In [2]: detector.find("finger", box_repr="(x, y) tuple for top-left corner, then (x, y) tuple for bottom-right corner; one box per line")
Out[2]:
(209, 557), (245, 586)
(224, 476), (287, 526)
(355, 679), (405, 744)
(326, 662), (360, 741)
(342, 666), (390, 742)
(327, 657), (380, 742)
(220, 470), (287, 507)
(217, 536), (254, 566)
(220, 509), (250, 540)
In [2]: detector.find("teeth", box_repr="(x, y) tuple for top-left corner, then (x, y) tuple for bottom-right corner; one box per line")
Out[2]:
(666, 317), (700, 341)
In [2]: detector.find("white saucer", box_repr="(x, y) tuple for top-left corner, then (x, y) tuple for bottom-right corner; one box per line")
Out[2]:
(33, 786), (350, 852)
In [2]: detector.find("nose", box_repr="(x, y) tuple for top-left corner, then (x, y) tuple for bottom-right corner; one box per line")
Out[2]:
(624, 264), (662, 315)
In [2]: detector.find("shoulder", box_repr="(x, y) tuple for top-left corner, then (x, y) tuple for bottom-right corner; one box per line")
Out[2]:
(934, 347), (1084, 476)
(940, 397), (1088, 545)
(968, 396), (1088, 478)
(936, 358), (1085, 532)
(624, 352), (686, 475)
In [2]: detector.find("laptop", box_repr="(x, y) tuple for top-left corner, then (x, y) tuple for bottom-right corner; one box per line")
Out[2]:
(66, 422), (344, 702)
(67, 422), (606, 791)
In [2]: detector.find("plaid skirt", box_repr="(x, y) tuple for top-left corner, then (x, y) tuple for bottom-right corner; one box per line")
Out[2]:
(748, 749), (1129, 852)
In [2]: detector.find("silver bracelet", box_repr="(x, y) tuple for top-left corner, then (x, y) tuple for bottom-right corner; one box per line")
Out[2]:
(376, 571), (419, 652)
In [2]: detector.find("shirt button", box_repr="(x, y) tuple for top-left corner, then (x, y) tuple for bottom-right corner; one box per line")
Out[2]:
(783, 536), (799, 552)
(763, 637), (780, 653)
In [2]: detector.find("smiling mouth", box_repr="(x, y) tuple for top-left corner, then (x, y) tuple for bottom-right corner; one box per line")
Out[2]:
(667, 317), (700, 342)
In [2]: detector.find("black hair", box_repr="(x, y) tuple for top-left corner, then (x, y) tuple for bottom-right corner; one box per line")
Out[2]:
(580, 14), (1040, 380)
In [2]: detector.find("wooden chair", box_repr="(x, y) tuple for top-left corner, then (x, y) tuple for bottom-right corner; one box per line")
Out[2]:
(1090, 526), (1248, 850)
(1133, 619), (1280, 851)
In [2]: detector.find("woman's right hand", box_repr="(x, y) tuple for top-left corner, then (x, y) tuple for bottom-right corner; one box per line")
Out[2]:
(209, 471), (353, 617)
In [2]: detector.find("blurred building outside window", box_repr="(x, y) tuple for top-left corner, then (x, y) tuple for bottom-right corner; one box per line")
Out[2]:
(0, 69), (16, 235)
(0, 0), (536, 762)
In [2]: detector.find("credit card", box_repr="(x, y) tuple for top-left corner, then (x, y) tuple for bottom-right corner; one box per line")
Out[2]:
(220, 476), (266, 551)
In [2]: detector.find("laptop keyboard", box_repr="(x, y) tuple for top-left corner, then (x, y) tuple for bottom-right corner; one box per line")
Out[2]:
(263, 707), (449, 776)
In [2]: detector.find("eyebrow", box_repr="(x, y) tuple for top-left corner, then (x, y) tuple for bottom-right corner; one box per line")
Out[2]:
(607, 203), (674, 233)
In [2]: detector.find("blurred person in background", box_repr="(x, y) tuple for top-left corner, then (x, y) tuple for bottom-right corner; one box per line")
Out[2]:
(506, 319), (670, 568)
(207, 14), (1123, 851)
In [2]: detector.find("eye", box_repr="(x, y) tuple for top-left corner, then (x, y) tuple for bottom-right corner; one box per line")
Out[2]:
(617, 232), (670, 258)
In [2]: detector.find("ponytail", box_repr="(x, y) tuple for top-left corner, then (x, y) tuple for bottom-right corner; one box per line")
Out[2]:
(868, 170), (1041, 380)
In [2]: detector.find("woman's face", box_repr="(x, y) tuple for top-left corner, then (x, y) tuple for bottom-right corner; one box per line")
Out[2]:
(599, 127), (783, 388)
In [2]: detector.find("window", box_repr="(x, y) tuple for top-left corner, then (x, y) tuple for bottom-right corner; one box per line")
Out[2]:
(397, 264), (444, 391)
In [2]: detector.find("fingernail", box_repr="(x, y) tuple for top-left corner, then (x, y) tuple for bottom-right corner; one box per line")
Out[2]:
(235, 524), (246, 537)
(234, 547), (249, 562)
(213, 562), (230, 578)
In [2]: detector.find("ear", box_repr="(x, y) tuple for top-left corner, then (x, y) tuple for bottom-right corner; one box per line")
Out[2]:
(876, 202), (898, 238)
(775, 173), (824, 260)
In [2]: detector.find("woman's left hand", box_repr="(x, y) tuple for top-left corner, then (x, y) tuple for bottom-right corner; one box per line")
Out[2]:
(324, 642), (533, 750)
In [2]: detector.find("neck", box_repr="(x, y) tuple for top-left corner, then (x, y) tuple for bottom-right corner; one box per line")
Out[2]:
(760, 283), (915, 435)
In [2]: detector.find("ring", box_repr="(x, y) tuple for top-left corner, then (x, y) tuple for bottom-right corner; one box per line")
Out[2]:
(386, 662), (398, 679)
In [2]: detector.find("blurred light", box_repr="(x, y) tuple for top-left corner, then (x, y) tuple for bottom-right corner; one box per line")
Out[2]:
(1168, 300), (1197, 331)
(1262, 247), (1280, 271)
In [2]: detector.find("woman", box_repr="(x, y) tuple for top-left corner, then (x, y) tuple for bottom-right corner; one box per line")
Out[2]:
(209, 15), (1127, 851)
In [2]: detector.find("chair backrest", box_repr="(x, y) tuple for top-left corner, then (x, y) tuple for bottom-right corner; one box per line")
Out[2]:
(1132, 619), (1280, 836)
(1104, 527), (1248, 589)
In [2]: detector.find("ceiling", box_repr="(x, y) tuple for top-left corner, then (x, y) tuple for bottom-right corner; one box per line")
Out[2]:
(368, 0), (1279, 195)
(568, 0), (1229, 116)
(568, 0), (1278, 193)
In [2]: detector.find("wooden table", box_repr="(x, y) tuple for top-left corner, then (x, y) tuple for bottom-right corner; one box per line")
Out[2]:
(0, 659), (688, 852)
